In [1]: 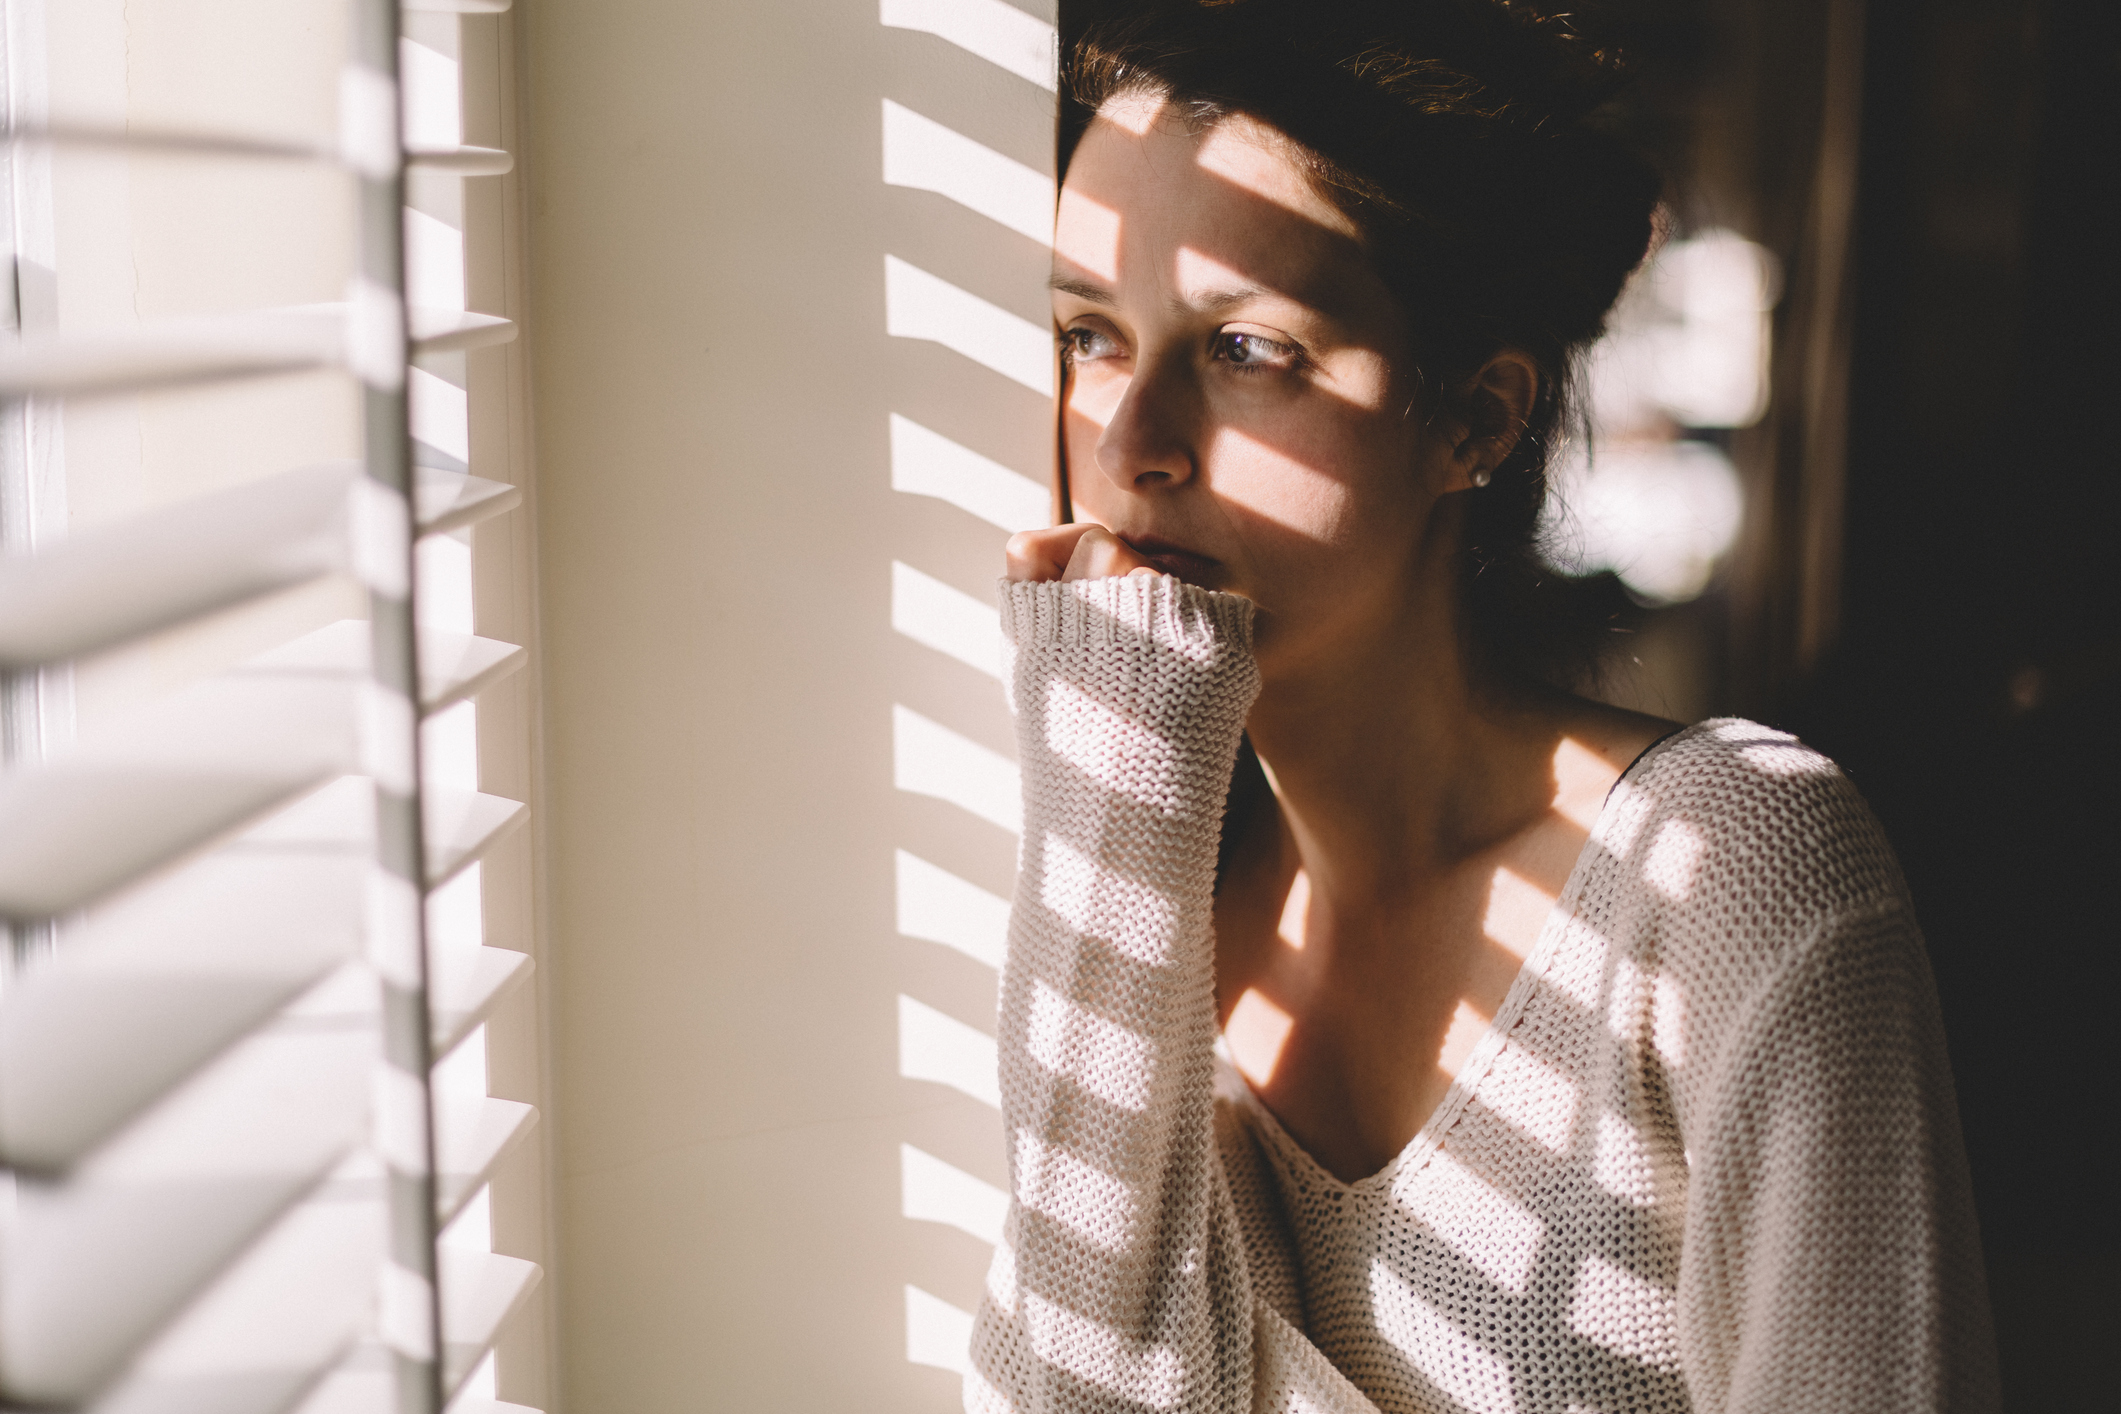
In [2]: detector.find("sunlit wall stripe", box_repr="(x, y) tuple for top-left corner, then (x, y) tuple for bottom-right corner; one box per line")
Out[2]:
(891, 703), (1020, 834)
(881, 1), (1053, 1392)
(894, 848), (1008, 970)
(885, 256), (1053, 396)
(879, 0), (1058, 91)
(892, 560), (1003, 680)
(882, 100), (1053, 246)
(905, 1285), (978, 1375)
(898, 994), (1001, 1108)
(902, 1142), (1008, 1244)
(889, 414), (1048, 534)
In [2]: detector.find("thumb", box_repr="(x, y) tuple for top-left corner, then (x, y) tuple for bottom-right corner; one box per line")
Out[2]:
(1061, 526), (1159, 582)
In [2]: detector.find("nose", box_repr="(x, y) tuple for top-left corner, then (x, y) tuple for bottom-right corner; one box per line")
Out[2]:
(1093, 355), (1197, 494)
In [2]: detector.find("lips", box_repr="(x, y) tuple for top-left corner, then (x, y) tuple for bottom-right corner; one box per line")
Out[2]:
(1121, 534), (1221, 585)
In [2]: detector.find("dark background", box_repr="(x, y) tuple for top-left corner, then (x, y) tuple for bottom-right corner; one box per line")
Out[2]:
(1787, 0), (2119, 1405)
(1666, 0), (2119, 1403)
(1060, 1), (2120, 1405)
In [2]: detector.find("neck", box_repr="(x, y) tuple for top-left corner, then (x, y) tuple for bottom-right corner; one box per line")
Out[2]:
(1245, 573), (1558, 923)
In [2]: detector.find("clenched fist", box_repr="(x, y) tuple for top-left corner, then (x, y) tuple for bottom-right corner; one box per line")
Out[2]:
(1004, 524), (1161, 584)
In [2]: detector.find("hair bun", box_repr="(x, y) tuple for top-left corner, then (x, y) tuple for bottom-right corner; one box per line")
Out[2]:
(1305, 0), (1631, 125)
(1482, 0), (1634, 120)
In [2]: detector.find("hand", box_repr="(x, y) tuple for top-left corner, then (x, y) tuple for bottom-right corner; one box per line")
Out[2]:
(1004, 524), (1161, 583)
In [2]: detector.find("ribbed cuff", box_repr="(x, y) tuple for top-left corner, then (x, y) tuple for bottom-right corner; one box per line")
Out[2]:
(997, 574), (1256, 662)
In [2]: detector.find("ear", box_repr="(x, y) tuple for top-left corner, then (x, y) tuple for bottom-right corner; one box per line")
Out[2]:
(1446, 350), (1540, 491)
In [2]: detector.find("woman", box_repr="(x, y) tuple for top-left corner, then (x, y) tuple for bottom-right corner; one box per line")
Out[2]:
(970, 2), (1996, 1412)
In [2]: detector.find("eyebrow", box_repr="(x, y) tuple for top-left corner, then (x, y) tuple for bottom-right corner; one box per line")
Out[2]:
(1048, 274), (1278, 316)
(1180, 284), (1272, 315)
(1049, 273), (1115, 305)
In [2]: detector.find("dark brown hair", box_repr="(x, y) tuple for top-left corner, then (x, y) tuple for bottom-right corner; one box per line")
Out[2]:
(1061, 0), (1662, 687)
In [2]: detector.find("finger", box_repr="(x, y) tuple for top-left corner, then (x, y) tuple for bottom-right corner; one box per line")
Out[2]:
(1061, 526), (1158, 583)
(1060, 527), (1115, 582)
(1005, 524), (1098, 582)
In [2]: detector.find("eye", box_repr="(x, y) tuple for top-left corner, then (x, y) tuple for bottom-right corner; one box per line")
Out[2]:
(1061, 325), (1122, 364)
(1211, 329), (1299, 370)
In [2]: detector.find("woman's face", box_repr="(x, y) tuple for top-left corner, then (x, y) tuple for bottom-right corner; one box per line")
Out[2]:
(1053, 97), (1460, 666)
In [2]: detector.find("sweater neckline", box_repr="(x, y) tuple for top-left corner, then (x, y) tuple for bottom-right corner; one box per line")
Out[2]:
(1229, 719), (1716, 1197)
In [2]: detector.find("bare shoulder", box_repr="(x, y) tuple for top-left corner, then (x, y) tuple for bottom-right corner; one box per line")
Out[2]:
(1556, 693), (1686, 777)
(1520, 693), (1685, 832)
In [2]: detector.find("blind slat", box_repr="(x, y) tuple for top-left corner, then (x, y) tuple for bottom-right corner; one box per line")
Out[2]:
(2, 124), (510, 180)
(2, 767), (528, 924)
(0, 306), (514, 400)
(0, 465), (523, 672)
(0, 677), (358, 920)
(0, 770), (331, 921)
(421, 633), (528, 714)
(407, 308), (518, 356)
(0, 463), (355, 670)
(431, 947), (532, 1060)
(119, 776), (530, 898)
(284, 1347), (394, 1414)
(414, 467), (522, 538)
(0, 855), (363, 1170)
(407, 146), (512, 176)
(277, 1361), (540, 1414)
(438, 1252), (541, 1401)
(4, 4), (544, 1407)
(426, 790), (529, 889)
(247, 620), (527, 715)
(80, 1158), (386, 1414)
(0, 969), (375, 1404)
(0, 313), (341, 399)
(434, 1098), (536, 1228)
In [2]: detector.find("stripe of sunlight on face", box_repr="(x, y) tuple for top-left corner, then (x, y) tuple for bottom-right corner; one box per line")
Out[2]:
(1169, 244), (1382, 543)
(1051, 96), (1418, 630)
(1056, 186), (1121, 283)
(1193, 106), (1336, 221)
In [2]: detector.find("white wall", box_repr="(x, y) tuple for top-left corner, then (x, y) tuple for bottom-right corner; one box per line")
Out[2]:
(520, 0), (1055, 1407)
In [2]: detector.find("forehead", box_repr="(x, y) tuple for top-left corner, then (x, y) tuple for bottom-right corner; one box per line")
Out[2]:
(1057, 98), (1372, 308)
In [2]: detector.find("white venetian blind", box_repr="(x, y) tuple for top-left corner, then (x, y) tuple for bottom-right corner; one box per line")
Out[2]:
(0, 0), (544, 1410)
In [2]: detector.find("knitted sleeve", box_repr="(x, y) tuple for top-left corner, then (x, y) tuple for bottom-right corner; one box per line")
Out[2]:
(1675, 896), (2000, 1412)
(967, 573), (1263, 1414)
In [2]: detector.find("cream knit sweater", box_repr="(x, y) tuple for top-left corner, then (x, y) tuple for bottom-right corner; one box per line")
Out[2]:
(970, 575), (1997, 1414)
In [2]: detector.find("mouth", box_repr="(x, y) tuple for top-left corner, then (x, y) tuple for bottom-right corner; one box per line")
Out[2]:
(1120, 534), (1222, 585)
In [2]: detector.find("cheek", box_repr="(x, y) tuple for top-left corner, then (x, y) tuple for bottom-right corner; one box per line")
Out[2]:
(1200, 412), (1431, 621)
(1204, 417), (1408, 548)
(1204, 426), (1354, 541)
(1066, 367), (1124, 432)
(1061, 372), (1123, 497)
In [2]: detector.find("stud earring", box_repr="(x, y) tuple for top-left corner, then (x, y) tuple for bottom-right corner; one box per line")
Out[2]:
(1470, 467), (1492, 488)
